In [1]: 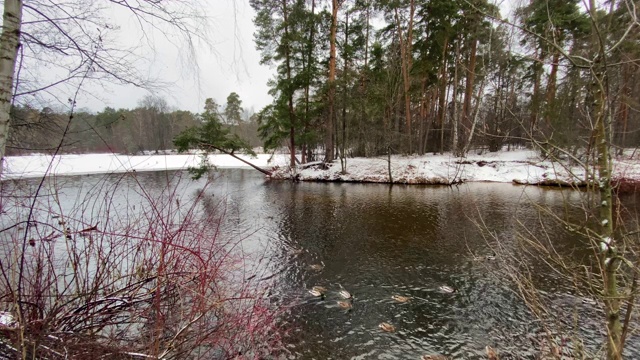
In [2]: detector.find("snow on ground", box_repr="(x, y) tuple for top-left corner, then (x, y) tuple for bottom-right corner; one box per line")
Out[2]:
(2, 152), (289, 180)
(277, 149), (640, 187)
(4, 149), (640, 187)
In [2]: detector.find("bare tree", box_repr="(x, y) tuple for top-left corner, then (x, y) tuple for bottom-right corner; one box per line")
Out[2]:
(0, 0), (209, 175)
(464, 0), (640, 358)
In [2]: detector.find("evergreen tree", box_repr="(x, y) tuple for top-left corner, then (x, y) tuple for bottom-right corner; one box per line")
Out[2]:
(224, 92), (244, 125)
(174, 98), (262, 178)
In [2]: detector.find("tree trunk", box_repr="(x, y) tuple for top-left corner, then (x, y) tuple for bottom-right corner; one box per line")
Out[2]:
(215, 146), (272, 176)
(595, 61), (621, 360)
(463, 67), (487, 155)
(325, 0), (338, 162)
(617, 64), (630, 150)
(418, 78), (427, 155)
(530, 49), (545, 133)
(424, 89), (435, 154)
(340, 9), (349, 173)
(437, 36), (449, 154)
(394, 2), (414, 153)
(452, 39), (461, 156)
(461, 37), (477, 155)
(0, 0), (23, 175)
(282, 0), (296, 167)
(360, 3), (370, 156)
(588, 0), (621, 358)
(302, 0), (316, 164)
(545, 49), (560, 125)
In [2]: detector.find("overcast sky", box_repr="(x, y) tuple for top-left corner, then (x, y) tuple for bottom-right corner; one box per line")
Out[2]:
(75, 0), (273, 114)
(73, 0), (517, 115)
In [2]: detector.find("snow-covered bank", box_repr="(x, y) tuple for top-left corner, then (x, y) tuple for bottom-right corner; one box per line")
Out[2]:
(2, 153), (289, 180)
(273, 149), (640, 189)
(5, 150), (640, 190)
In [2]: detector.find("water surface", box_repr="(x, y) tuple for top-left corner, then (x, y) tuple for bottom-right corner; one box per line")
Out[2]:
(3, 169), (639, 359)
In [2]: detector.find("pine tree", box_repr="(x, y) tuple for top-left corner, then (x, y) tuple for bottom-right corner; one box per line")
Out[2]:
(224, 92), (244, 125)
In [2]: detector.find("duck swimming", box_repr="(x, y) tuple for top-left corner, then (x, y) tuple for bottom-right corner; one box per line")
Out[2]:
(308, 286), (326, 297)
(485, 345), (498, 360)
(378, 322), (396, 332)
(337, 300), (352, 309)
(312, 286), (327, 294)
(339, 289), (352, 299)
(392, 295), (410, 303)
(438, 285), (455, 293)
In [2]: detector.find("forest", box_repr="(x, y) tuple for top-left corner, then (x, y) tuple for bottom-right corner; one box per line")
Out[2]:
(6, 93), (262, 155)
(248, 0), (640, 166)
(7, 0), (640, 167)
(1, 0), (640, 359)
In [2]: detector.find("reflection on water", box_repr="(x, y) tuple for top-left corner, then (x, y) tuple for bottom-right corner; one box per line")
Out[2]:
(4, 169), (640, 359)
(258, 181), (590, 359)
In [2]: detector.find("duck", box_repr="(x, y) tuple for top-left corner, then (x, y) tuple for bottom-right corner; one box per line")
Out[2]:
(438, 285), (456, 294)
(421, 355), (449, 360)
(337, 300), (352, 309)
(392, 295), (410, 303)
(485, 345), (498, 360)
(309, 262), (324, 271)
(308, 286), (326, 297)
(339, 289), (352, 299)
(378, 322), (396, 332)
(336, 283), (352, 299)
(311, 286), (327, 294)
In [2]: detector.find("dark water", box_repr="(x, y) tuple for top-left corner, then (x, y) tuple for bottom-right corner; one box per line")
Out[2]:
(3, 169), (639, 359)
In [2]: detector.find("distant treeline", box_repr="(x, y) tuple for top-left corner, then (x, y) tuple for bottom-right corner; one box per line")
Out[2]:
(7, 94), (262, 155)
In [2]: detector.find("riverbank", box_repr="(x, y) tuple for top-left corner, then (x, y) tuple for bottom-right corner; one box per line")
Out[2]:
(273, 149), (640, 190)
(4, 149), (640, 190)
(1, 152), (289, 180)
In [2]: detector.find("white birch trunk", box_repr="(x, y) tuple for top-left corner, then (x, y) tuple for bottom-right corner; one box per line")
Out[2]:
(0, 0), (23, 175)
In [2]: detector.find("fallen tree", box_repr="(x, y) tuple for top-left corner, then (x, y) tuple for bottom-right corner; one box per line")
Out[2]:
(174, 98), (272, 178)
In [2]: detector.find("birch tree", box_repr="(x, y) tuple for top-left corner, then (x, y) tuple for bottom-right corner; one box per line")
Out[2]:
(0, 0), (23, 174)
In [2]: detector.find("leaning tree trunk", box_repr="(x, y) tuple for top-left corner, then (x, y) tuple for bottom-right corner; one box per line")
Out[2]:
(0, 0), (23, 175)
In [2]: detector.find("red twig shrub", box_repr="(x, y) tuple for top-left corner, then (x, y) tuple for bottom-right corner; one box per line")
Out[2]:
(0, 170), (282, 359)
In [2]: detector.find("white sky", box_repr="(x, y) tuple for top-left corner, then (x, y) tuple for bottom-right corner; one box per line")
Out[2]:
(38, 0), (518, 114)
(76, 0), (273, 114)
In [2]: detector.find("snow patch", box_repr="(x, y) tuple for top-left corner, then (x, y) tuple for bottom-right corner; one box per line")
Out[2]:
(2, 153), (290, 180)
(5, 148), (640, 187)
(0, 312), (16, 328)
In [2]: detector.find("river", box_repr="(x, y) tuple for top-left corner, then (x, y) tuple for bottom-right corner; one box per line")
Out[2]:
(2, 168), (639, 359)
